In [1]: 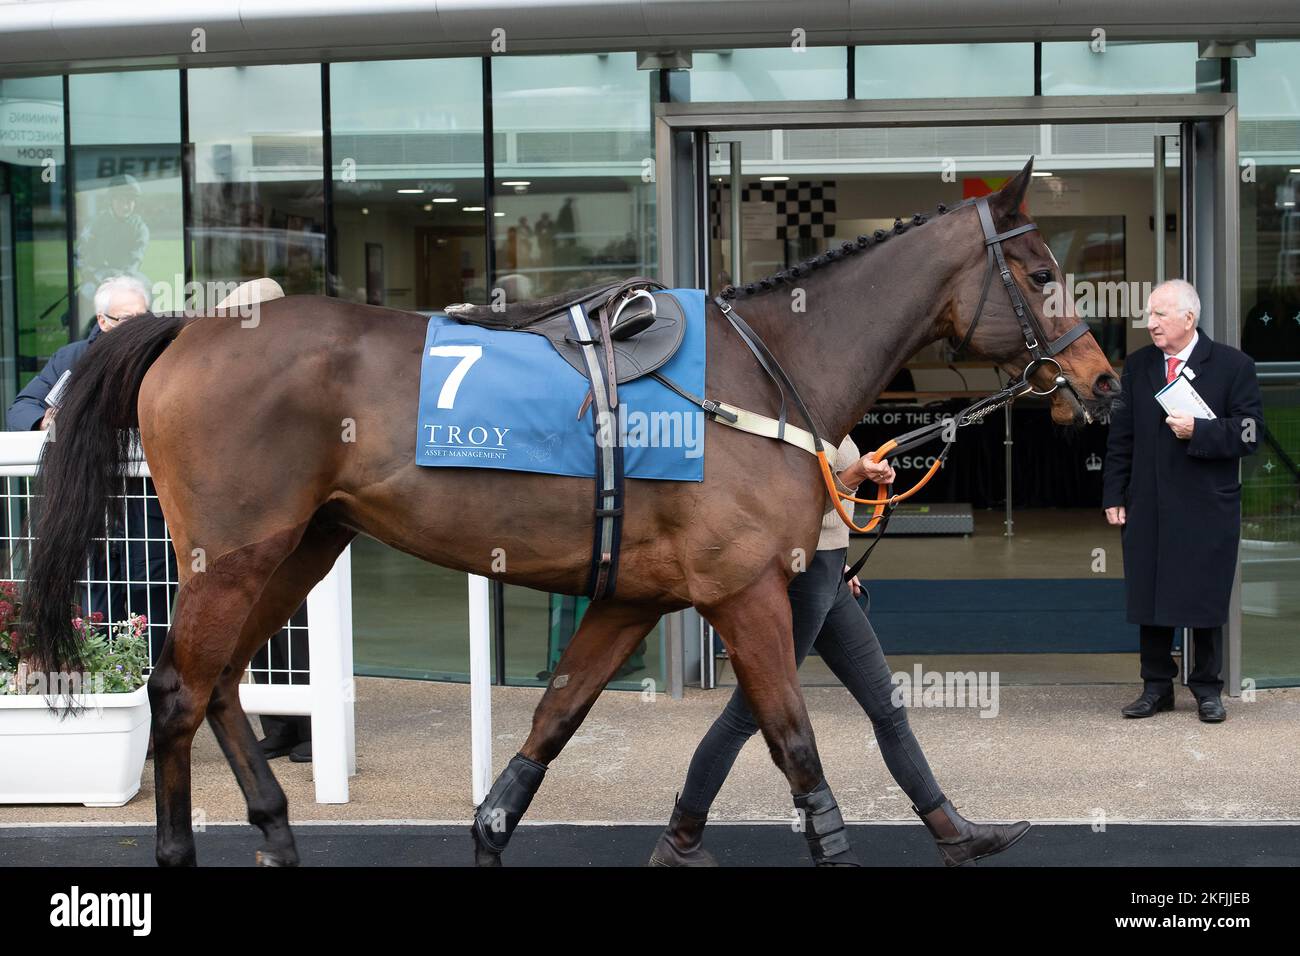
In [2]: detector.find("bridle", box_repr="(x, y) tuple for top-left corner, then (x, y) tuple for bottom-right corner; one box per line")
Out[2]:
(710, 193), (1093, 580)
(948, 194), (1090, 398)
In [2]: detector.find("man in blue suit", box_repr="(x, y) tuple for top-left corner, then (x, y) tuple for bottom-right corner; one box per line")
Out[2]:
(1103, 279), (1263, 723)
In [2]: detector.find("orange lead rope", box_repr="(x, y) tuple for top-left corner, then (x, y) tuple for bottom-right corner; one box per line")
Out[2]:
(816, 438), (947, 534)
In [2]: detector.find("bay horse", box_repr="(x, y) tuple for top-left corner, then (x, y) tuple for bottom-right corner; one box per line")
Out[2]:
(22, 159), (1117, 866)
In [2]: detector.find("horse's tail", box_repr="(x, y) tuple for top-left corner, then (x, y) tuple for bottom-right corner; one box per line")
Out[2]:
(23, 313), (192, 673)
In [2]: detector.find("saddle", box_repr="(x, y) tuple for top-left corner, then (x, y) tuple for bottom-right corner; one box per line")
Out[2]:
(443, 277), (687, 602)
(444, 277), (685, 385)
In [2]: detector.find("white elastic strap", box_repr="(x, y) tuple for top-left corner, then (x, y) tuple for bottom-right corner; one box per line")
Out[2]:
(710, 401), (837, 457)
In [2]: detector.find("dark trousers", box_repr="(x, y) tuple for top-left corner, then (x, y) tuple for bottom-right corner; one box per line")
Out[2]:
(87, 486), (175, 666)
(679, 548), (946, 816)
(1140, 624), (1224, 699)
(253, 614), (312, 744)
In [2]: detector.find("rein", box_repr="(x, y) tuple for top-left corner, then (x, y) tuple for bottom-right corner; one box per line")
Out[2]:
(711, 194), (1088, 579)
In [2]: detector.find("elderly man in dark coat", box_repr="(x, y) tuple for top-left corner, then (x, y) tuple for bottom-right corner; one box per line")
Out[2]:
(1103, 278), (1263, 723)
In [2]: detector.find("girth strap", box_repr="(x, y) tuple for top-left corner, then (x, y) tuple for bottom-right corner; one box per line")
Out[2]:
(568, 303), (623, 600)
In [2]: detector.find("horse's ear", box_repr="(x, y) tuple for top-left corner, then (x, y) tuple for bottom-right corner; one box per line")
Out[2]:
(990, 157), (1034, 219)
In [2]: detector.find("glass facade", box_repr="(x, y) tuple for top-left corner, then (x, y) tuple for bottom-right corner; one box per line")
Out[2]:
(1041, 41), (1198, 95)
(187, 64), (326, 300)
(0, 41), (1295, 690)
(691, 47), (848, 101)
(1237, 41), (1300, 687)
(69, 70), (183, 334)
(491, 53), (656, 303)
(0, 76), (66, 406)
(855, 44), (1034, 98)
(329, 58), (486, 309)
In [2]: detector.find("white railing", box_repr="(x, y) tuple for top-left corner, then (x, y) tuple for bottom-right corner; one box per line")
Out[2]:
(0, 431), (359, 804)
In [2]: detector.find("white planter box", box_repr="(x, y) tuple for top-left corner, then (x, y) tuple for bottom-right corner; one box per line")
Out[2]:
(0, 685), (150, 807)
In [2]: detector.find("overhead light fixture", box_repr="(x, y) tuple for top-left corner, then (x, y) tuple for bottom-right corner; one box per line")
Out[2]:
(397, 188), (424, 194)
(494, 212), (505, 217)
(501, 180), (531, 187)
(361, 207), (369, 215)
(759, 175), (789, 182)
(1290, 168), (1300, 174)
(432, 197), (457, 204)
(423, 203), (433, 211)
(463, 206), (486, 212)
(1032, 171), (1054, 177)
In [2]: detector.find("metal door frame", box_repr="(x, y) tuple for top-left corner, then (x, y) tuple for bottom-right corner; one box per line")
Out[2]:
(653, 93), (1242, 698)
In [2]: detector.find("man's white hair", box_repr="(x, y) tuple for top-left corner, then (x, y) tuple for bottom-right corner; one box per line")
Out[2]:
(1152, 278), (1200, 321)
(93, 275), (151, 316)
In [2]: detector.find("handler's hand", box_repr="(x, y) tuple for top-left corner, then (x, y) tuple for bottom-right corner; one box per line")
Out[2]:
(38, 408), (55, 430)
(1105, 506), (1126, 526)
(1165, 411), (1194, 440)
(844, 566), (862, 598)
(860, 455), (896, 486)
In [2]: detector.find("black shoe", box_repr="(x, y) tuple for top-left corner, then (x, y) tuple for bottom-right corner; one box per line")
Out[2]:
(1197, 697), (1226, 723)
(258, 733), (299, 759)
(289, 740), (313, 763)
(1122, 690), (1174, 718)
(915, 799), (1031, 867)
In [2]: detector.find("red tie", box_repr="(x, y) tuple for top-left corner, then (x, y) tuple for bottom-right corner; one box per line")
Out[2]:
(1166, 356), (1180, 384)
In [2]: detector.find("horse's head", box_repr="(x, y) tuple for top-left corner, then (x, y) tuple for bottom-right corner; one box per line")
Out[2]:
(942, 158), (1119, 426)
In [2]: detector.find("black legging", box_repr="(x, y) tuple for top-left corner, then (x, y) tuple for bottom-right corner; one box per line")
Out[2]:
(680, 547), (946, 815)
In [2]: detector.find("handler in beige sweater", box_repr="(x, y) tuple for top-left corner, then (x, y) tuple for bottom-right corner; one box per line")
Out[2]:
(650, 435), (1031, 867)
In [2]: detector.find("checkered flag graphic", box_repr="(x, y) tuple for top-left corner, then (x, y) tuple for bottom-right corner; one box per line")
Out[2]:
(710, 180), (837, 240)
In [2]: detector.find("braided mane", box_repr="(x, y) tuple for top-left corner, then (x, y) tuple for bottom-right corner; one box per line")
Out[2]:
(718, 202), (962, 301)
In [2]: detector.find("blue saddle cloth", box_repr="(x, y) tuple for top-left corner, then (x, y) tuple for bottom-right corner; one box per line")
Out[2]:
(415, 289), (706, 481)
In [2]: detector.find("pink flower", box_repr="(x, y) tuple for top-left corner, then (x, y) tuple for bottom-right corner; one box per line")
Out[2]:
(71, 617), (83, 632)
(90, 611), (104, 624)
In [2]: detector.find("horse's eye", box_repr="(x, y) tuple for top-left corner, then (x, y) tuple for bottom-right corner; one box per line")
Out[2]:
(1031, 270), (1053, 285)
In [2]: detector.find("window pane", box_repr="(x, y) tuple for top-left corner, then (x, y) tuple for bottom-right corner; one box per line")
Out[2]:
(690, 47), (847, 101)
(330, 58), (486, 310)
(491, 53), (656, 301)
(0, 76), (67, 407)
(1041, 41), (1197, 95)
(855, 44), (1033, 98)
(187, 64), (325, 298)
(1237, 41), (1300, 688)
(69, 70), (183, 333)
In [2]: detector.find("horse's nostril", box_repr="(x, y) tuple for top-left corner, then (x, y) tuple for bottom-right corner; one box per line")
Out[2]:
(1094, 372), (1121, 397)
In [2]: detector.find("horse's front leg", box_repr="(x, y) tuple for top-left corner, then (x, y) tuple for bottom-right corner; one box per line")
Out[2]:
(470, 599), (661, 865)
(698, 558), (859, 866)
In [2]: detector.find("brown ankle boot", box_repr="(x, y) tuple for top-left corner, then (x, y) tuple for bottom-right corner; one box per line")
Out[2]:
(648, 797), (718, 867)
(915, 799), (1030, 867)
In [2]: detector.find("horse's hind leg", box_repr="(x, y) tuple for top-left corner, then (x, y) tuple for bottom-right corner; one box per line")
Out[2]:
(149, 525), (306, 867)
(699, 559), (858, 866)
(471, 599), (660, 865)
(204, 519), (356, 867)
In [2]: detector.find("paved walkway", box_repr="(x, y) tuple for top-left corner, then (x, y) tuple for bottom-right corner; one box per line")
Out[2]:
(4, 823), (1297, 867)
(1, 678), (1297, 826)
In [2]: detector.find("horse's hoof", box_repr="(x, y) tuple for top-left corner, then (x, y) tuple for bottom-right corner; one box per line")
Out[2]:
(255, 848), (299, 867)
(470, 825), (503, 867)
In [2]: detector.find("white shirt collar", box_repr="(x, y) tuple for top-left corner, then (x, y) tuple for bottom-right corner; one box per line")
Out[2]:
(1165, 330), (1199, 365)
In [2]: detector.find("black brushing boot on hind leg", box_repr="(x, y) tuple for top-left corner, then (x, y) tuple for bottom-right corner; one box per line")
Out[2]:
(470, 752), (547, 865)
(793, 778), (859, 867)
